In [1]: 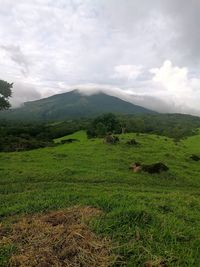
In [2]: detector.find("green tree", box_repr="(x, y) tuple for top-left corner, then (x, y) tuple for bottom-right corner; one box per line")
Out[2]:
(87, 113), (121, 138)
(0, 79), (13, 110)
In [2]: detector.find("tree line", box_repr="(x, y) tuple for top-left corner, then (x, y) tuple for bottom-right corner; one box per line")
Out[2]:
(1, 112), (200, 152)
(87, 113), (200, 141)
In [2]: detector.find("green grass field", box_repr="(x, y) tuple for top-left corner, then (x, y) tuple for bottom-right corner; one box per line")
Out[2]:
(1, 131), (200, 266)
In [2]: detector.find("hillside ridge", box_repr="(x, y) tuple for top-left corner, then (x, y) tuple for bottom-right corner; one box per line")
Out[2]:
(1, 89), (155, 121)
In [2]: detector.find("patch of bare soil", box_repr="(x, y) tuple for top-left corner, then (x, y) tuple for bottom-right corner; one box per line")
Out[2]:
(1, 206), (113, 267)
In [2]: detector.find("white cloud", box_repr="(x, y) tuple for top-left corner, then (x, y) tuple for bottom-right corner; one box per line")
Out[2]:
(150, 60), (200, 115)
(10, 82), (41, 108)
(112, 65), (143, 80)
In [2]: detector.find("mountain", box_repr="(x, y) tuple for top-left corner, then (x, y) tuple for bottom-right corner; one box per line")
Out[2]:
(0, 90), (155, 121)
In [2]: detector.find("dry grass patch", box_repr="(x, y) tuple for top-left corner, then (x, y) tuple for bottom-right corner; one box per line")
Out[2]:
(1, 206), (113, 267)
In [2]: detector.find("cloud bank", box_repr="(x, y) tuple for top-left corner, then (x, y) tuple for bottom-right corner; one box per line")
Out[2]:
(0, 0), (200, 115)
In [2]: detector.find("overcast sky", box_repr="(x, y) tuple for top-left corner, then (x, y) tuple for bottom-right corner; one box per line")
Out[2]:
(0, 0), (200, 115)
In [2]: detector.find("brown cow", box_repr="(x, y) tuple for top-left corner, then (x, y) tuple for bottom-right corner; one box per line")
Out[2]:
(129, 162), (142, 173)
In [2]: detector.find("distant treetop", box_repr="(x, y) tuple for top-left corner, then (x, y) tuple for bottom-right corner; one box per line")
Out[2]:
(0, 79), (13, 110)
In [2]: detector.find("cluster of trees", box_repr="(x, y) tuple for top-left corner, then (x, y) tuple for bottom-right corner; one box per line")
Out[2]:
(0, 119), (89, 152)
(1, 112), (200, 152)
(120, 114), (200, 141)
(87, 113), (200, 141)
(0, 121), (52, 152)
(87, 113), (121, 138)
(0, 135), (52, 152)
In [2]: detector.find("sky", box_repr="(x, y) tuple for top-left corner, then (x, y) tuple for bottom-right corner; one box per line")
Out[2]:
(0, 0), (200, 115)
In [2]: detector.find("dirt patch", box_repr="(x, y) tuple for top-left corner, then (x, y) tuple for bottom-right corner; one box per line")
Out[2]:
(1, 206), (113, 267)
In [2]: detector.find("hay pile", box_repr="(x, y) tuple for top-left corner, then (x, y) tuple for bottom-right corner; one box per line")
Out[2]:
(1, 206), (112, 267)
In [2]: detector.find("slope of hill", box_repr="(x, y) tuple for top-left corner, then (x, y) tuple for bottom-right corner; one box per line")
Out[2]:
(0, 90), (155, 121)
(1, 130), (200, 266)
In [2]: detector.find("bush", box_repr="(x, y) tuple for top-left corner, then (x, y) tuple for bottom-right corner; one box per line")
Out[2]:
(87, 113), (121, 138)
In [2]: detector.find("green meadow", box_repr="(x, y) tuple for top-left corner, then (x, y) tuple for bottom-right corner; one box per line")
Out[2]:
(1, 131), (200, 266)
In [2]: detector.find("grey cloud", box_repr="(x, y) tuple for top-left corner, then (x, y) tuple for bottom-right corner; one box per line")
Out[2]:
(0, 0), (200, 115)
(160, 0), (200, 66)
(1, 45), (30, 75)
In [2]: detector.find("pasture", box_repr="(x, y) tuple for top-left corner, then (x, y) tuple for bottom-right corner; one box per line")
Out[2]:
(1, 131), (200, 266)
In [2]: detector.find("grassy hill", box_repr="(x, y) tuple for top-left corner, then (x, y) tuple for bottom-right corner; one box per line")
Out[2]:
(1, 131), (200, 266)
(0, 90), (154, 121)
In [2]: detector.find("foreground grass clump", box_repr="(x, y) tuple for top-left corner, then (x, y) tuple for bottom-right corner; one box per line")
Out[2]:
(1, 206), (112, 267)
(1, 131), (200, 266)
